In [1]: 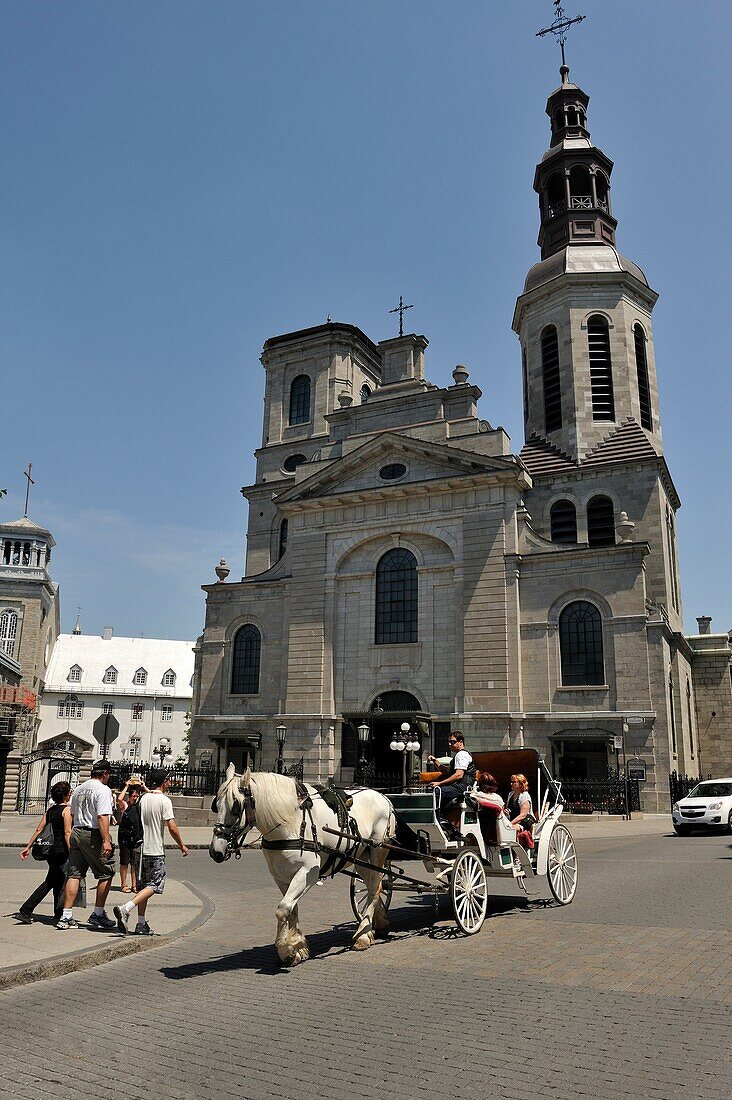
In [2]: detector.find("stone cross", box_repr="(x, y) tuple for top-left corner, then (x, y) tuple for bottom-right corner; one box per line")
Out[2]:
(23, 462), (34, 517)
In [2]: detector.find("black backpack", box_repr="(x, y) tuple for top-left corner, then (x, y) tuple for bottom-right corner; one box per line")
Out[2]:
(119, 802), (143, 848)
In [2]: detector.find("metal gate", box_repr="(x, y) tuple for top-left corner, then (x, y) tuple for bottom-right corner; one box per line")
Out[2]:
(17, 749), (80, 814)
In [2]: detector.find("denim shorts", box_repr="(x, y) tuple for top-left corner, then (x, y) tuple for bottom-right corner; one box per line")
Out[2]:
(139, 855), (166, 895)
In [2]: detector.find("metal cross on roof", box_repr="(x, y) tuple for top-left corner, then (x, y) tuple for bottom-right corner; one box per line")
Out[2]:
(23, 462), (34, 518)
(536, 1), (586, 69)
(388, 295), (414, 337)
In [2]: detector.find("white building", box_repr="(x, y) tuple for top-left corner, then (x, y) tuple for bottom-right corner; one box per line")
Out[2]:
(38, 627), (194, 763)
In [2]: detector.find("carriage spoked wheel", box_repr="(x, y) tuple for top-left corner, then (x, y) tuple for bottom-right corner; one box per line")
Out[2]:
(349, 872), (393, 921)
(547, 824), (578, 905)
(449, 849), (488, 935)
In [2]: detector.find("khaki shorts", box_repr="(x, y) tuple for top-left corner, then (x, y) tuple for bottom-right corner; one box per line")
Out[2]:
(67, 827), (116, 882)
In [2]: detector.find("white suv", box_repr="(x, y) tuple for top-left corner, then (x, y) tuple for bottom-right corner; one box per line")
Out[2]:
(672, 779), (732, 834)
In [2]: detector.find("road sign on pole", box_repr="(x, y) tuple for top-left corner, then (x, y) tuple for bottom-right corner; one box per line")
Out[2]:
(93, 712), (120, 757)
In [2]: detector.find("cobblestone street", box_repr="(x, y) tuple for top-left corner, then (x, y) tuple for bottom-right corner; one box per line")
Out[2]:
(1, 827), (731, 1100)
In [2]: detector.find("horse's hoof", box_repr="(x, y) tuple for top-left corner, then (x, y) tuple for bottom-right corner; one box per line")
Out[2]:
(352, 931), (375, 951)
(375, 925), (390, 940)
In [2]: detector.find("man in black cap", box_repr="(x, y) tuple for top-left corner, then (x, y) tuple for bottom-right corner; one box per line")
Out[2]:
(57, 760), (116, 930)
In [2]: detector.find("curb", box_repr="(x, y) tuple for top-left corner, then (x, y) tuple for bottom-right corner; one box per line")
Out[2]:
(0, 880), (215, 993)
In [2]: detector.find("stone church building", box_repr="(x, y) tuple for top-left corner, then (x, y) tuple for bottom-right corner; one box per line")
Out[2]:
(190, 67), (731, 812)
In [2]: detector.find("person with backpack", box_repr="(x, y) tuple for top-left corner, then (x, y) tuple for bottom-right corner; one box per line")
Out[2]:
(117, 781), (144, 892)
(14, 781), (73, 924)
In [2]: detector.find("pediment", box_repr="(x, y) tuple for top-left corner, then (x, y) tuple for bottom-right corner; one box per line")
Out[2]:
(274, 432), (523, 505)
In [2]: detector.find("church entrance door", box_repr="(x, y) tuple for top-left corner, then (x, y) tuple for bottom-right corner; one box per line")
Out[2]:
(367, 692), (430, 789)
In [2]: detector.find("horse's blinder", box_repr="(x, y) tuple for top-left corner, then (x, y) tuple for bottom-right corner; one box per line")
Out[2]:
(213, 785), (255, 860)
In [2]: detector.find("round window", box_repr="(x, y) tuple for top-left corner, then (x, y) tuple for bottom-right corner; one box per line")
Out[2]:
(283, 453), (307, 473)
(379, 463), (407, 481)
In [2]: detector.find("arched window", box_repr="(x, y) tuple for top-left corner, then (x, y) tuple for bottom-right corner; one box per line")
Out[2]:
(546, 173), (564, 216)
(559, 601), (604, 686)
(0, 610), (19, 657)
(288, 375), (311, 425)
(633, 324), (653, 430)
(541, 326), (562, 432)
(162, 669), (176, 687)
(231, 625), (261, 694)
(58, 694), (84, 720)
(283, 453), (307, 473)
(522, 347), (528, 425)
(587, 315), (615, 420)
(360, 383), (371, 402)
(278, 518), (288, 559)
(595, 172), (610, 211)
(587, 496), (615, 547)
(133, 668), (147, 686)
(686, 680), (695, 760)
(375, 549), (418, 645)
(550, 500), (577, 544)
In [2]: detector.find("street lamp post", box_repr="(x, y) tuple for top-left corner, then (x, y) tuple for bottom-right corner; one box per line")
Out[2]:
(389, 722), (421, 793)
(356, 722), (370, 785)
(275, 724), (287, 774)
(153, 737), (172, 769)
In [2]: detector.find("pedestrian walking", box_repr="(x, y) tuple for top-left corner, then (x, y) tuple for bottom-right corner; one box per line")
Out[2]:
(113, 768), (188, 936)
(117, 780), (144, 892)
(14, 781), (72, 924)
(57, 759), (117, 931)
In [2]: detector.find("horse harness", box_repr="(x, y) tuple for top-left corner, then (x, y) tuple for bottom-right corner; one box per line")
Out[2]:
(260, 781), (362, 879)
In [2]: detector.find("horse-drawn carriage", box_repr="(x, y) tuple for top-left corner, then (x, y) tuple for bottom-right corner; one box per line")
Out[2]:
(210, 748), (577, 965)
(349, 749), (578, 936)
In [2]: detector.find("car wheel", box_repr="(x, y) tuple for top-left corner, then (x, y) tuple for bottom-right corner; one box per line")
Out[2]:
(673, 824), (690, 836)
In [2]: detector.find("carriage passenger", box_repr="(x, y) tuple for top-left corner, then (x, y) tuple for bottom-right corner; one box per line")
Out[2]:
(472, 771), (504, 809)
(507, 773), (536, 851)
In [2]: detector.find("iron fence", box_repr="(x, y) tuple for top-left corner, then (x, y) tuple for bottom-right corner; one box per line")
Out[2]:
(669, 770), (709, 807)
(559, 776), (641, 815)
(108, 761), (225, 797)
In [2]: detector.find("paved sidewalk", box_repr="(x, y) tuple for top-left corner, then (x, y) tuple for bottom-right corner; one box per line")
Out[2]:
(0, 869), (212, 990)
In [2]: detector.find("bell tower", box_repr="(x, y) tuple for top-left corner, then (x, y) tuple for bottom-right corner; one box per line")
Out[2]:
(513, 64), (664, 463)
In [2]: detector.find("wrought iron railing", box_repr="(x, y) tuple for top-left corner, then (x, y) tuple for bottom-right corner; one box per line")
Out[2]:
(669, 770), (709, 806)
(108, 761), (225, 797)
(559, 776), (640, 815)
(548, 196), (609, 218)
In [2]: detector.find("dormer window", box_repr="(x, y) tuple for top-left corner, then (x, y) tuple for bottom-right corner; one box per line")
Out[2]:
(104, 666), (118, 684)
(133, 668), (148, 686)
(162, 669), (176, 688)
(68, 665), (82, 683)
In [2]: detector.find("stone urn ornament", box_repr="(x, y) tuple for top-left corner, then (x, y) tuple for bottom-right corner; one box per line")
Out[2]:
(215, 558), (230, 582)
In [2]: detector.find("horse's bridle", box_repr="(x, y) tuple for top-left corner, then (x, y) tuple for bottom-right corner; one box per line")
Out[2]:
(212, 784), (255, 860)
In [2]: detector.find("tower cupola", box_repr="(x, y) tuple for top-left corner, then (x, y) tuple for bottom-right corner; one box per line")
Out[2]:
(535, 66), (617, 260)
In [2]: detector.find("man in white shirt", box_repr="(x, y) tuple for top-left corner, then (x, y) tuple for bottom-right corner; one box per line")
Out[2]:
(427, 732), (475, 832)
(113, 768), (188, 936)
(57, 760), (117, 930)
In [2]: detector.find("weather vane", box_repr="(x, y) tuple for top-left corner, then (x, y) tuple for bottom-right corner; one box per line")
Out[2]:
(388, 295), (414, 337)
(536, 1), (586, 70)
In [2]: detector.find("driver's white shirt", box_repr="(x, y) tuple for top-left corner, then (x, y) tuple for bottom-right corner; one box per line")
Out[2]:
(453, 750), (472, 772)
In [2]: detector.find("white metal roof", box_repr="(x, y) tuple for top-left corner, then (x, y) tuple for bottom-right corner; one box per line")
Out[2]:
(44, 633), (195, 698)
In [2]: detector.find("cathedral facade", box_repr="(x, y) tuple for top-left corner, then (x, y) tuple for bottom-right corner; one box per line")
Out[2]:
(189, 68), (730, 812)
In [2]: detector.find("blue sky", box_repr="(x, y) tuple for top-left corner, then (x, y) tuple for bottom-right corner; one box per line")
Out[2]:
(1, 1), (730, 640)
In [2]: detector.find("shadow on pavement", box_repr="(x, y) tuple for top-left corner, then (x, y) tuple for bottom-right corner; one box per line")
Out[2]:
(158, 891), (544, 981)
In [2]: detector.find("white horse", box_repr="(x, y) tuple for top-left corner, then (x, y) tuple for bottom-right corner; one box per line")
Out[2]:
(209, 765), (396, 966)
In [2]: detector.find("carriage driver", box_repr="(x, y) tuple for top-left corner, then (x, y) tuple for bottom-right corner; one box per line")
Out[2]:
(427, 732), (475, 822)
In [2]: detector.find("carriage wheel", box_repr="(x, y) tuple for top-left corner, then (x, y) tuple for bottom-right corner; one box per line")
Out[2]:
(547, 824), (578, 905)
(449, 850), (488, 935)
(349, 872), (393, 921)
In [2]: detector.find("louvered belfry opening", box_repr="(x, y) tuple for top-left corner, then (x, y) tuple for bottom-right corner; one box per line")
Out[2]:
(550, 499), (578, 544)
(541, 325), (562, 432)
(587, 315), (615, 421)
(587, 495), (615, 547)
(634, 324), (653, 430)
